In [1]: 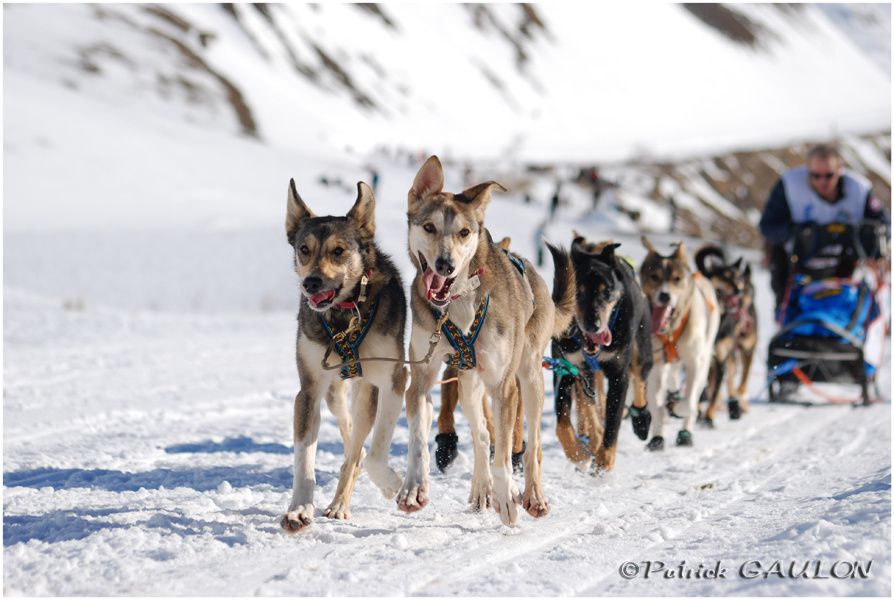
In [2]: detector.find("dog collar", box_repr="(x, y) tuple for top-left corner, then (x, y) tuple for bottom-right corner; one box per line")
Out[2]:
(655, 308), (690, 363)
(332, 270), (373, 309)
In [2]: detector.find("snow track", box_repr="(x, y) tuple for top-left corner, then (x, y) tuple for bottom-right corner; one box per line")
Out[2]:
(4, 283), (890, 595)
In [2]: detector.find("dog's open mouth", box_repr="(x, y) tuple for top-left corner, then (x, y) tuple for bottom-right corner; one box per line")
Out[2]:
(307, 288), (337, 310)
(651, 305), (673, 335)
(419, 252), (456, 307)
(584, 329), (612, 351)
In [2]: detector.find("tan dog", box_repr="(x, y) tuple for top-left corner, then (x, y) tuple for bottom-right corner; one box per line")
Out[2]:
(640, 237), (720, 450)
(397, 156), (575, 525)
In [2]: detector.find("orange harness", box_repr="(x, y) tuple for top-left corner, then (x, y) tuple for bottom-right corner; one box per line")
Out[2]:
(655, 273), (715, 363)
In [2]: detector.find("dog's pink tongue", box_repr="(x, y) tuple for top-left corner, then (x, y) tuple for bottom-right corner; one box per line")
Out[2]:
(586, 330), (612, 348)
(651, 305), (671, 334)
(310, 289), (335, 305)
(424, 270), (448, 299)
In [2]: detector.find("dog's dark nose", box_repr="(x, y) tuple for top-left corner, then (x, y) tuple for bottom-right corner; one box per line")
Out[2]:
(435, 256), (455, 276)
(657, 291), (671, 305)
(303, 276), (323, 294)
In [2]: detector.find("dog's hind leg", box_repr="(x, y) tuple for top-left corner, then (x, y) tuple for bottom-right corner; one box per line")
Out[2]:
(325, 382), (378, 520)
(702, 358), (723, 426)
(435, 366), (461, 472)
(282, 383), (325, 532)
(326, 380), (352, 457)
(518, 349), (549, 519)
(460, 373), (495, 512)
(365, 364), (406, 499)
(734, 346), (755, 414)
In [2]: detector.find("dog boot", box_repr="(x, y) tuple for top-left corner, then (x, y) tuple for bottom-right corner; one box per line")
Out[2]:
(435, 432), (459, 472)
(666, 390), (684, 419)
(629, 405), (651, 441)
(728, 398), (742, 420)
(646, 436), (665, 452)
(511, 441), (526, 475)
(676, 430), (693, 447)
(696, 412), (715, 429)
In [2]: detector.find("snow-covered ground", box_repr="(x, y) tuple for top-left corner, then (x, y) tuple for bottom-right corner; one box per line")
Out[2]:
(3, 3), (891, 596)
(4, 191), (891, 595)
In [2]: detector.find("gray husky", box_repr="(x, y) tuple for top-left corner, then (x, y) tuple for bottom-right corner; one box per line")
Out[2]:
(281, 179), (407, 532)
(396, 156), (575, 525)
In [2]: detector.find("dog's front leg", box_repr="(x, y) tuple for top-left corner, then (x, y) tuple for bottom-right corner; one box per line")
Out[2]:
(364, 364), (406, 499)
(488, 374), (523, 525)
(518, 350), (548, 520)
(645, 361), (671, 450)
(459, 373), (495, 512)
(282, 385), (324, 532)
(594, 362), (628, 472)
(325, 382), (377, 520)
(397, 359), (439, 513)
(680, 353), (712, 445)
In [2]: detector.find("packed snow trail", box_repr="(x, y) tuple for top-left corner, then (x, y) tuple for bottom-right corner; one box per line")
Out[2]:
(4, 263), (890, 595)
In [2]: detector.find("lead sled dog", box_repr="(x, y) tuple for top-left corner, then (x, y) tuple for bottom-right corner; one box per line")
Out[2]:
(281, 180), (407, 532)
(397, 156), (575, 525)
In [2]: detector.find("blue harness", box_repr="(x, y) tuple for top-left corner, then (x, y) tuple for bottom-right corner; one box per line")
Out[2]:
(431, 294), (490, 370)
(319, 294), (381, 380)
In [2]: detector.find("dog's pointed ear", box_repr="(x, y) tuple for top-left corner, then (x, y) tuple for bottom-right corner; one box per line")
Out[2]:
(286, 178), (315, 246)
(498, 236), (512, 250)
(571, 229), (587, 248)
(641, 235), (657, 255)
(599, 242), (621, 262)
(409, 155), (444, 206)
(743, 262), (752, 280)
(347, 181), (376, 240)
(732, 256), (743, 270)
(673, 241), (688, 265)
(461, 180), (507, 220)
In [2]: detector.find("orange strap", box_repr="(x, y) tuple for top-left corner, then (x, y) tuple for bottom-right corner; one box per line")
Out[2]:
(791, 367), (865, 405)
(656, 310), (690, 363)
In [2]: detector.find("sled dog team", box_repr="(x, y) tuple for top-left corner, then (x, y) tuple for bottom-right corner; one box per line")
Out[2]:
(282, 156), (757, 532)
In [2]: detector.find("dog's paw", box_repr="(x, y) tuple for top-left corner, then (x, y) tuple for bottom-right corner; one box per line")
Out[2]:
(396, 479), (429, 513)
(323, 498), (351, 520)
(629, 405), (651, 440)
(676, 429), (693, 447)
(728, 398), (742, 420)
(280, 504), (314, 533)
(697, 414), (715, 429)
(368, 463), (402, 500)
(492, 471), (520, 525)
(434, 432), (459, 472)
(468, 474), (494, 512)
(522, 486), (549, 519)
(646, 436), (665, 452)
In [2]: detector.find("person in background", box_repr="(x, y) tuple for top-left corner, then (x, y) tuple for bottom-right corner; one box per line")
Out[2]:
(759, 143), (890, 311)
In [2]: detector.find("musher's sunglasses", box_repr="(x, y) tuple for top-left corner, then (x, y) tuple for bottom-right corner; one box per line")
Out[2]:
(809, 171), (836, 180)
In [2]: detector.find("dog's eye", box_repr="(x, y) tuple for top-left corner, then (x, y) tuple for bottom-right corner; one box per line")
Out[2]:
(673, 276), (682, 284)
(299, 245), (310, 256)
(458, 228), (471, 238)
(650, 273), (660, 282)
(423, 223), (436, 234)
(332, 247), (344, 257)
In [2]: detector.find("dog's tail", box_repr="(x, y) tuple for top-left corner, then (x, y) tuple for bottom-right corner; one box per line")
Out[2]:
(694, 245), (726, 278)
(546, 242), (576, 338)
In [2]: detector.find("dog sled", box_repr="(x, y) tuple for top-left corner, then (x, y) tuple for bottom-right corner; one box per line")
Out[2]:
(766, 220), (889, 406)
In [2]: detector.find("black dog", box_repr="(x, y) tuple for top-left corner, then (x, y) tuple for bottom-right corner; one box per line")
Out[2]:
(550, 235), (652, 472)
